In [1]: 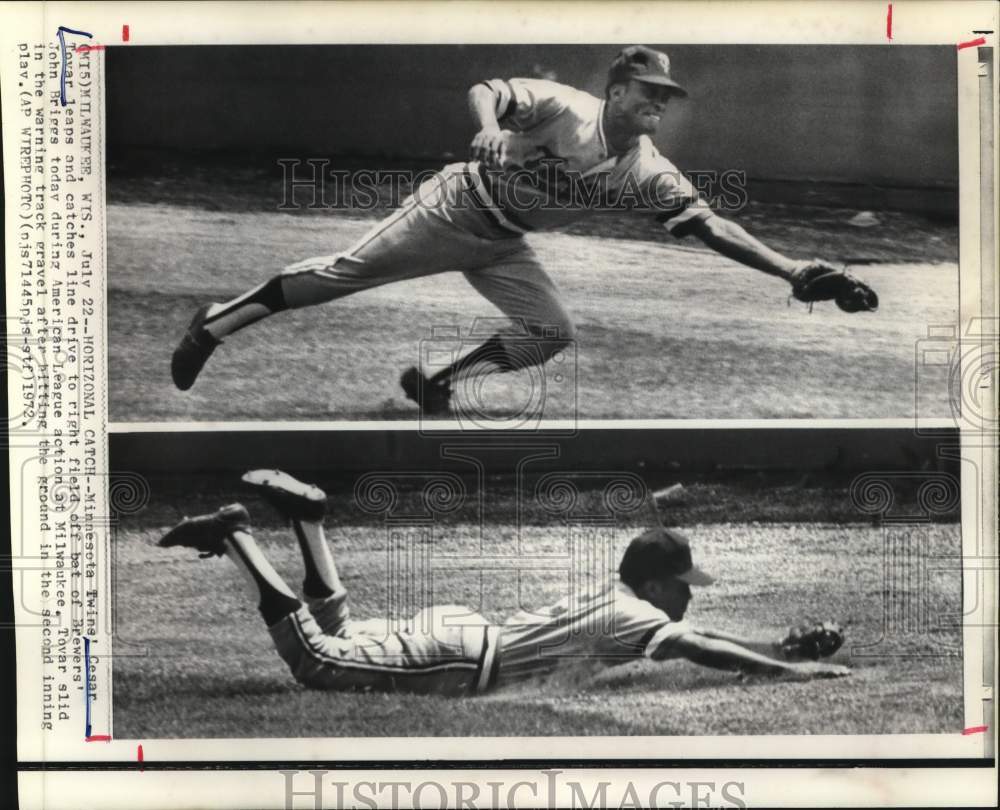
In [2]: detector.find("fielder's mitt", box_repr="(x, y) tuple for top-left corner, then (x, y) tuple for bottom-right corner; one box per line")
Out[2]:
(790, 260), (878, 313)
(779, 621), (845, 661)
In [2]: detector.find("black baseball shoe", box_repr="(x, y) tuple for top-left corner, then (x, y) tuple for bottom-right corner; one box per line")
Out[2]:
(241, 469), (327, 522)
(171, 304), (222, 391)
(158, 503), (251, 558)
(400, 367), (452, 416)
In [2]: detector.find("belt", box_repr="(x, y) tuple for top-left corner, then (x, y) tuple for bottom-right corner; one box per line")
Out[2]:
(463, 163), (533, 237)
(475, 626), (503, 694)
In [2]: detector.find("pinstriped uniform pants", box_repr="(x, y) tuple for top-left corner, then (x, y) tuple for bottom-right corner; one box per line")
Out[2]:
(268, 592), (501, 696)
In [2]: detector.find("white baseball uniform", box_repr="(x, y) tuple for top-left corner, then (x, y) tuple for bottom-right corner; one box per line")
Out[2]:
(268, 582), (688, 696)
(278, 77), (714, 339)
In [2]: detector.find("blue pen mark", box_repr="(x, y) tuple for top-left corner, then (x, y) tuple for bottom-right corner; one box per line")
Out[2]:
(82, 636), (111, 741)
(57, 26), (93, 106)
(83, 636), (92, 737)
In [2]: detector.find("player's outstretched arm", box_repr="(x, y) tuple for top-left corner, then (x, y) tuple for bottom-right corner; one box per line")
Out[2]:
(664, 630), (850, 679)
(687, 216), (880, 312)
(687, 214), (805, 282)
(693, 627), (790, 660)
(695, 623), (845, 663)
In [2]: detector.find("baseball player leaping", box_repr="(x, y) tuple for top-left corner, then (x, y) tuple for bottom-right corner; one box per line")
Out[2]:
(170, 45), (876, 414)
(158, 469), (850, 695)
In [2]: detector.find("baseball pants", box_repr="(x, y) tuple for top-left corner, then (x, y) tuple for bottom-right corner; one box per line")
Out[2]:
(269, 591), (501, 696)
(279, 163), (576, 348)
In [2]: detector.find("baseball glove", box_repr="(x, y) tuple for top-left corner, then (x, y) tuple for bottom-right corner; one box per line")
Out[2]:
(790, 260), (878, 313)
(779, 621), (845, 661)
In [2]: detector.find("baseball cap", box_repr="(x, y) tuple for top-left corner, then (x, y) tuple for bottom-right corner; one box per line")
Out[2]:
(607, 45), (688, 97)
(619, 527), (714, 587)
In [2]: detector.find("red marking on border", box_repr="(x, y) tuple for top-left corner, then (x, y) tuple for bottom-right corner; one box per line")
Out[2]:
(85, 734), (112, 742)
(957, 37), (986, 50)
(886, 4), (892, 40)
(75, 44), (105, 52)
(962, 725), (988, 735)
(137, 744), (144, 764)
(122, 25), (130, 42)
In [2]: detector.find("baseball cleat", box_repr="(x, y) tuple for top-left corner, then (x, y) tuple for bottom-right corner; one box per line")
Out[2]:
(171, 304), (222, 391)
(400, 367), (452, 416)
(158, 503), (251, 558)
(242, 469), (328, 522)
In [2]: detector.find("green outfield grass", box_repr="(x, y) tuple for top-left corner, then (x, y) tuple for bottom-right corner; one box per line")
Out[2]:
(107, 174), (958, 421)
(112, 481), (963, 739)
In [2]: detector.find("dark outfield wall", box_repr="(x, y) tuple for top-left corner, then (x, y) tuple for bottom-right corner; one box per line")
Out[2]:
(106, 44), (957, 189)
(110, 428), (957, 478)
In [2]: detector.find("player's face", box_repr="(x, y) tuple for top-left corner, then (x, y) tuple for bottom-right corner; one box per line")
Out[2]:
(639, 576), (692, 620)
(610, 80), (674, 135)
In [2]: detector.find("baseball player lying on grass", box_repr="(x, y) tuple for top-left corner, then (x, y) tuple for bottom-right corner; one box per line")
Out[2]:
(158, 469), (850, 695)
(170, 45), (877, 415)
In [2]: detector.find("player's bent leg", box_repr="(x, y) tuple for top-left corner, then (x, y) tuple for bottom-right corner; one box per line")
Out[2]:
(400, 245), (575, 414)
(155, 493), (502, 694)
(170, 173), (498, 391)
(461, 250), (578, 364)
(242, 469), (349, 620)
(402, 252), (575, 411)
(158, 504), (303, 626)
(159, 507), (340, 685)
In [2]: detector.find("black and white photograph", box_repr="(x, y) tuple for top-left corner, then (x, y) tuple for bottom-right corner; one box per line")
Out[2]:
(105, 43), (959, 422)
(2, 1), (996, 807)
(110, 428), (963, 739)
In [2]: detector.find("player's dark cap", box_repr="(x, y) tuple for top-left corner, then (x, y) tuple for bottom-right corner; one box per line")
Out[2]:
(619, 527), (714, 587)
(607, 46), (688, 97)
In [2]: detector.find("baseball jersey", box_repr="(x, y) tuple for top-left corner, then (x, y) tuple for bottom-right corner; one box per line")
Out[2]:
(494, 581), (691, 687)
(270, 586), (686, 695)
(471, 77), (714, 235)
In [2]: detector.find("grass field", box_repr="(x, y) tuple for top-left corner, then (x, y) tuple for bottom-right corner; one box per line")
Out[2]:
(112, 479), (963, 739)
(107, 165), (958, 421)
